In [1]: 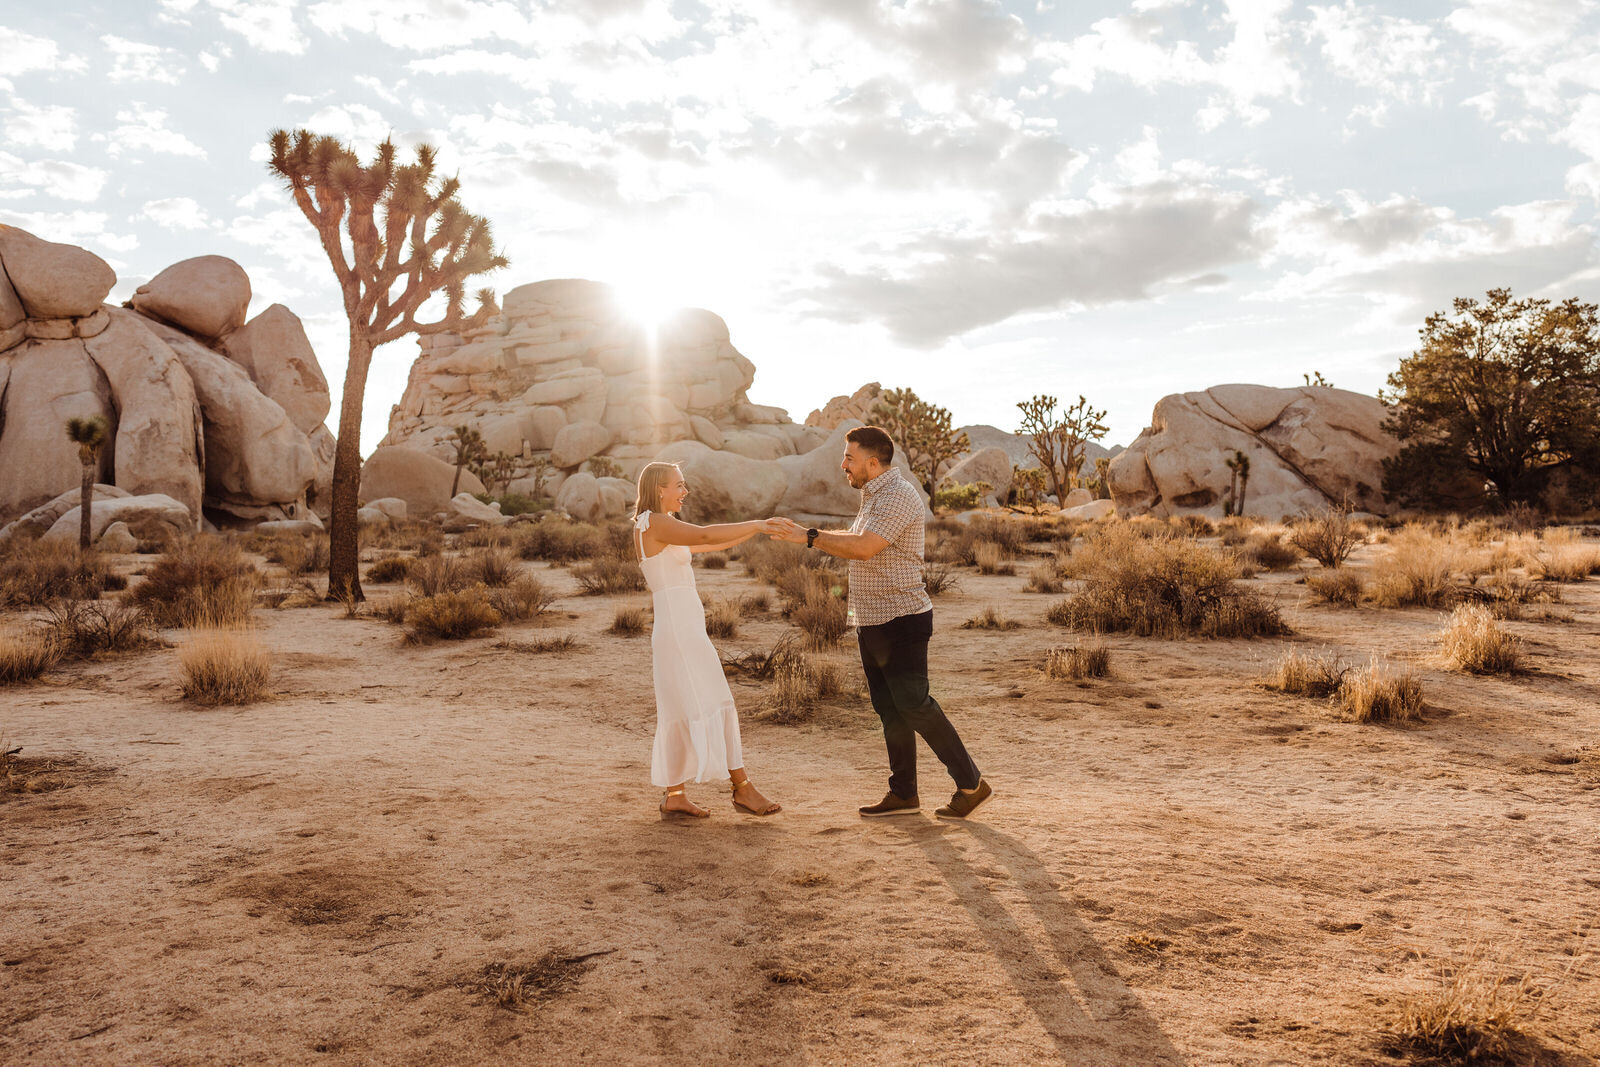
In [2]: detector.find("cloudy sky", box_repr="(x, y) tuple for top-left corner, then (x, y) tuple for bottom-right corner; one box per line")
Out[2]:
(4, 1), (1599, 452)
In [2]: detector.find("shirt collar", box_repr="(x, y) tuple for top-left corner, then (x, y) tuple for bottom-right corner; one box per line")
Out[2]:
(863, 466), (901, 496)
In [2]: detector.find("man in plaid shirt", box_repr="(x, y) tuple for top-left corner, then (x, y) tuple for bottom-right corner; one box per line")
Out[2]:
(769, 426), (992, 819)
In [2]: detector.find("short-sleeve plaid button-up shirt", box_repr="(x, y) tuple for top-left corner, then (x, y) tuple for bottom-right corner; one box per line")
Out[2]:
(846, 467), (932, 628)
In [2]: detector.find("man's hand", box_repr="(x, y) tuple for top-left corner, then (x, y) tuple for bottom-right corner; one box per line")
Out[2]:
(765, 516), (807, 544)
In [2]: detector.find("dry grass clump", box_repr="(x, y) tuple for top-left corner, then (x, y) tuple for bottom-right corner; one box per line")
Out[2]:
(1368, 529), (1463, 608)
(365, 555), (412, 584)
(178, 628), (271, 705)
(0, 540), (120, 606)
(608, 605), (650, 635)
(698, 552), (729, 569)
(703, 596), (740, 638)
(128, 536), (259, 627)
(739, 590), (772, 616)
(1244, 530), (1303, 571)
(721, 633), (801, 680)
(765, 654), (849, 724)
(493, 634), (580, 654)
(1440, 604), (1522, 674)
(972, 540), (1016, 576)
(42, 601), (161, 658)
(407, 555), (468, 597)
(961, 606), (1020, 630)
(1305, 569), (1364, 606)
(1289, 509), (1364, 568)
(1262, 645), (1349, 698)
(922, 561), (961, 596)
(487, 575), (556, 622)
(0, 625), (62, 685)
(262, 532), (328, 576)
(1528, 532), (1600, 582)
(1217, 516), (1253, 546)
(404, 588), (501, 642)
(737, 537), (812, 582)
(1024, 561), (1063, 594)
(1388, 950), (1548, 1067)
(572, 556), (647, 595)
(791, 585), (847, 649)
(513, 516), (610, 562)
(1051, 525), (1287, 638)
(464, 546), (519, 587)
(1044, 640), (1109, 679)
(1336, 658), (1424, 723)
(473, 951), (607, 1011)
(1172, 514), (1217, 537)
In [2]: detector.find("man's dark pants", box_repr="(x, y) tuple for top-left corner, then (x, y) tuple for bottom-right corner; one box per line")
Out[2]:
(856, 609), (980, 798)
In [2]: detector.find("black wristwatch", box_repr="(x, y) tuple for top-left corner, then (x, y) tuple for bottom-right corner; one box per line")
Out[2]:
(806, 528), (819, 549)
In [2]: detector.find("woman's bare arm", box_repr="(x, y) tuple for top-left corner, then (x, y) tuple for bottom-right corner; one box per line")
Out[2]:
(645, 512), (766, 549)
(690, 529), (759, 554)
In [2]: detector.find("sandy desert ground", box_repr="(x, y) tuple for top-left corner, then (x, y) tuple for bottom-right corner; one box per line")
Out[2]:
(3, 524), (1599, 1066)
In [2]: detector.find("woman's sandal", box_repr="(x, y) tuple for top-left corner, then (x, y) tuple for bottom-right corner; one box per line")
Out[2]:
(660, 787), (709, 819)
(730, 778), (782, 816)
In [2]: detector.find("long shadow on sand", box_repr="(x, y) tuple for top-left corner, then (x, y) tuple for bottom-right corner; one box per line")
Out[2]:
(897, 819), (1185, 1065)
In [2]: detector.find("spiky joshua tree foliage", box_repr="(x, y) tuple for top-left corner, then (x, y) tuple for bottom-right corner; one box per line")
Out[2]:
(267, 129), (508, 600)
(65, 415), (110, 549)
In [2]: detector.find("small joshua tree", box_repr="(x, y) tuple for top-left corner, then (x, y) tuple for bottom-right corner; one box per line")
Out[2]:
(65, 416), (110, 549)
(448, 424), (486, 497)
(871, 387), (970, 496)
(268, 129), (507, 600)
(1016, 394), (1109, 501)
(473, 451), (518, 496)
(1224, 450), (1251, 516)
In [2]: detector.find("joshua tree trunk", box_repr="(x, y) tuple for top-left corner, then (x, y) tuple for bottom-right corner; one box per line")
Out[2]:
(327, 330), (373, 601)
(78, 455), (94, 549)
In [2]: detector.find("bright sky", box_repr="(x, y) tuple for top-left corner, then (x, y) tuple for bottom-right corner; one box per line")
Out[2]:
(4, 1), (1598, 453)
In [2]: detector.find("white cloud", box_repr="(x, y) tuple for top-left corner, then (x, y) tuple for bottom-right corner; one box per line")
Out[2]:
(0, 28), (87, 77)
(1114, 126), (1162, 184)
(101, 104), (207, 159)
(140, 196), (217, 230)
(199, 51), (221, 72)
(1308, 2), (1447, 111)
(1446, 0), (1597, 58)
(101, 34), (185, 83)
(2, 98), (78, 152)
(0, 152), (108, 202)
(0, 208), (136, 252)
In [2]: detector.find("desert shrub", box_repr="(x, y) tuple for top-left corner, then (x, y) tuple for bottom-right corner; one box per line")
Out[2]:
(1528, 535), (1600, 582)
(923, 562), (961, 596)
(404, 587), (501, 642)
(1173, 514), (1217, 537)
(572, 557), (646, 595)
(128, 537), (259, 627)
(1472, 568), (1561, 620)
(965, 515), (1030, 553)
(1336, 658), (1424, 723)
(491, 493), (544, 517)
(738, 538), (813, 583)
(961, 606), (1019, 630)
(1044, 641), (1109, 679)
(0, 540), (118, 606)
(766, 654), (848, 724)
(1051, 525), (1287, 638)
(464, 546), (519, 587)
(1263, 645), (1349, 698)
(932, 482), (988, 511)
(772, 564), (847, 612)
(703, 597), (740, 639)
(263, 532), (328, 576)
(1305, 569), (1364, 606)
(1024, 562), (1063, 594)
(371, 595), (411, 624)
(608, 605), (649, 635)
(178, 628), (271, 705)
(493, 635), (580, 654)
(1388, 950), (1544, 1066)
(366, 556), (412, 584)
(1126, 515), (1179, 540)
(791, 585), (847, 649)
(487, 575), (557, 622)
(1368, 529), (1462, 608)
(0, 625), (61, 685)
(1244, 531), (1302, 570)
(698, 552), (729, 570)
(514, 516), (609, 562)
(41, 601), (160, 658)
(407, 554), (469, 597)
(721, 633), (800, 680)
(739, 590), (772, 616)
(1289, 509), (1364, 568)
(972, 540), (1015, 575)
(1440, 604), (1522, 674)
(1217, 516), (1253, 546)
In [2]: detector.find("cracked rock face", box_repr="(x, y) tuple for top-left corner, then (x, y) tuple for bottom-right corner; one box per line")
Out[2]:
(1106, 384), (1401, 519)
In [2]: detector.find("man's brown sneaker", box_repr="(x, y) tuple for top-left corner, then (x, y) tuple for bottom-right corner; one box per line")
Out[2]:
(935, 780), (992, 819)
(859, 791), (920, 817)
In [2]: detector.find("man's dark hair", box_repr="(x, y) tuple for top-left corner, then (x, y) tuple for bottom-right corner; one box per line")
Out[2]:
(846, 425), (895, 466)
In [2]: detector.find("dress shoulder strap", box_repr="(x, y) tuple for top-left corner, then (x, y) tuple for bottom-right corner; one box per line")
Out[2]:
(634, 510), (652, 532)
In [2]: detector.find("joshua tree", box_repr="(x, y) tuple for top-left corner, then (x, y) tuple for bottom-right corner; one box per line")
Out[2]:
(473, 451), (518, 496)
(870, 387), (969, 496)
(1093, 456), (1112, 500)
(268, 129), (507, 600)
(65, 416), (110, 549)
(1224, 450), (1251, 516)
(448, 425), (486, 497)
(1016, 394), (1108, 501)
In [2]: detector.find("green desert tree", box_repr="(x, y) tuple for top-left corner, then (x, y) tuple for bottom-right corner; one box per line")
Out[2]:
(65, 415), (110, 549)
(447, 424), (486, 497)
(1016, 394), (1109, 501)
(268, 129), (507, 599)
(1382, 288), (1600, 509)
(870, 387), (970, 496)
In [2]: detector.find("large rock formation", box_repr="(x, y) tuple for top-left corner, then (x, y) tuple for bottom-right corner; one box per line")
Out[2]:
(0, 225), (336, 528)
(1107, 384), (1400, 519)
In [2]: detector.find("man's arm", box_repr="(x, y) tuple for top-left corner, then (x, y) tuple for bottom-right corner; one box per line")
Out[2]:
(766, 517), (889, 561)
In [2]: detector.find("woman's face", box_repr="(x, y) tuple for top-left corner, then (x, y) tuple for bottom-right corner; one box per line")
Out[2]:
(660, 469), (689, 512)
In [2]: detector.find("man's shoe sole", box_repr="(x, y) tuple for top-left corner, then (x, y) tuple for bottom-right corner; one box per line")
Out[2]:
(859, 807), (921, 818)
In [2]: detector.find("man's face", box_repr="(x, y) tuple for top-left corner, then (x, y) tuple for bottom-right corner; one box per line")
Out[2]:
(841, 442), (881, 489)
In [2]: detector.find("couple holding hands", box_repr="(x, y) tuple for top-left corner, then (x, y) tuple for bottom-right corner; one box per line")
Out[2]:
(631, 425), (993, 822)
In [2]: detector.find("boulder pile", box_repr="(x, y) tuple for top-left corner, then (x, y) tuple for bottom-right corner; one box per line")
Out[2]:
(0, 225), (336, 536)
(1107, 384), (1400, 519)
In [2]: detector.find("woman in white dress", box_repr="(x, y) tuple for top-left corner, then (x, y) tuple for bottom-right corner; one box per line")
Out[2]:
(633, 462), (782, 819)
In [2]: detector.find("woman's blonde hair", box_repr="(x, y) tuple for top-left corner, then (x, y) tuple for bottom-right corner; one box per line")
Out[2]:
(633, 462), (681, 520)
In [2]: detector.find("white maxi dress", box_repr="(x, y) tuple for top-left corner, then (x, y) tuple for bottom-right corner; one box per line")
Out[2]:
(636, 511), (744, 786)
